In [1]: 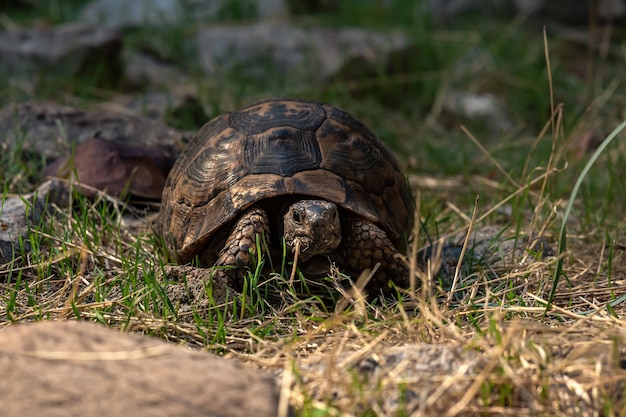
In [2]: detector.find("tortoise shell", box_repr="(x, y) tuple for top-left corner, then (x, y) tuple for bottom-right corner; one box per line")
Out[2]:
(159, 98), (414, 264)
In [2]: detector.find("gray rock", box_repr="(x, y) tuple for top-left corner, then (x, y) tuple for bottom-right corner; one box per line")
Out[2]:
(79, 0), (288, 29)
(0, 180), (69, 265)
(0, 23), (122, 84)
(255, 0), (289, 17)
(444, 225), (554, 267)
(79, 0), (185, 28)
(298, 343), (483, 415)
(442, 90), (514, 133)
(420, 225), (554, 294)
(356, 344), (483, 414)
(0, 101), (181, 162)
(0, 320), (283, 417)
(197, 23), (410, 82)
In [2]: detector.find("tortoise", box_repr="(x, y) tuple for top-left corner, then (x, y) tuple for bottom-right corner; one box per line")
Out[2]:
(158, 98), (414, 294)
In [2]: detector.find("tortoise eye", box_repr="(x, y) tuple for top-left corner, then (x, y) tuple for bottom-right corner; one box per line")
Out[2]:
(331, 209), (338, 221)
(292, 209), (302, 224)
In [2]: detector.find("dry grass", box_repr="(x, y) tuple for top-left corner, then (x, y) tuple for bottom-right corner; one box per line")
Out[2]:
(1, 157), (625, 416)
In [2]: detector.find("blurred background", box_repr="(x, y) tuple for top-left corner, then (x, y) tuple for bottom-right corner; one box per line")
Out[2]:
(1, 0), (624, 222)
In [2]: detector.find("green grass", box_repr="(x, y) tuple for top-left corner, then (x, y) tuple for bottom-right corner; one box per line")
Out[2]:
(1, 0), (626, 415)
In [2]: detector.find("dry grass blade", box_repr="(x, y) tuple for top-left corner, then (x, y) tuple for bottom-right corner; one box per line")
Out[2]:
(461, 125), (519, 188)
(447, 194), (479, 302)
(289, 239), (301, 286)
(334, 264), (378, 315)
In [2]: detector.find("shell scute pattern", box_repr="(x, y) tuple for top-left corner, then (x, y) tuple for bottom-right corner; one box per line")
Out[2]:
(243, 127), (322, 176)
(159, 98), (413, 264)
(230, 100), (326, 134)
(179, 127), (246, 207)
(316, 119), (390, 193)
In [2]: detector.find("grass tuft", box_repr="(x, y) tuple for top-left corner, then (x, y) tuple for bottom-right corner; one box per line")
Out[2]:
(549, 119), (626, 312)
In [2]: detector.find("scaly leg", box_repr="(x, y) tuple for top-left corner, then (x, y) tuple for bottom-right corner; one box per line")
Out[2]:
(213, 207), (270, 289)
(341, 217), (410, 294)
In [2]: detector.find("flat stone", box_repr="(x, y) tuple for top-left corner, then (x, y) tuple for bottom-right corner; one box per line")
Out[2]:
(0, 23), (122, 84)
(0, 180), (69, 265)
(79, 0), (184, 28)
(356, 344), (483, 413)
(197, 23), (410, 83)
(0, 320), (283, 417)
(297, 343), (483, 415)
(79, 0), (288, 29)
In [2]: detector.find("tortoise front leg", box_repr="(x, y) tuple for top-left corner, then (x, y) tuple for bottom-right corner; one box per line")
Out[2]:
(341, 218), (409, 294)
(213, 207), (271, 289)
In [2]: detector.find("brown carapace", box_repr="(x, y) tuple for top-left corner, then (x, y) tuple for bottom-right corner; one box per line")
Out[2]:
(158, 98), (414, 294)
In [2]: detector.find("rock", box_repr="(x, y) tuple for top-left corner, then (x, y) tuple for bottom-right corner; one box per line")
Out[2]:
(442, 90), (514, 133)
(419, 225), (554, 293)
(79, 0), (184, 29)
(0, 180), (69, 265)
(42, 137), (172, 199)
(444, 225), (554, 266)
(297, 343), (483, 415)
(79, 0), (288, 29)
(0, 320), (283, 417)
(356, 344), (483, 414)
(254, 0), (289, 17)
(0, 101), (181, 163)
(0, 23), (122, 86)
(197, 23), (411, 83)
(296, 334), (625, 415)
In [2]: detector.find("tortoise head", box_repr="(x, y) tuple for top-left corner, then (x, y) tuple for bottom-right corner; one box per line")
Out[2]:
(282, 199), (342, 262)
